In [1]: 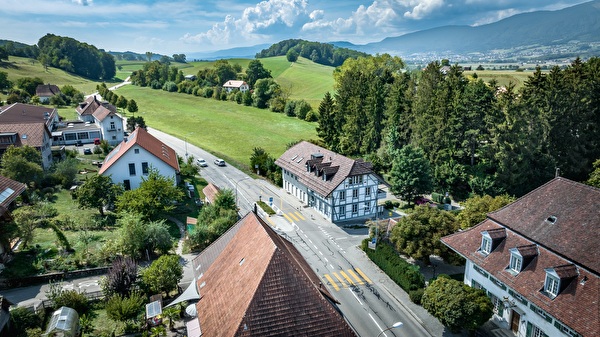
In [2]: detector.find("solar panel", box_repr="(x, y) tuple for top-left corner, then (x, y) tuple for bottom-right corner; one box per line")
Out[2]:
(146, 300), (162, 319)
(0, 188), (15, 204)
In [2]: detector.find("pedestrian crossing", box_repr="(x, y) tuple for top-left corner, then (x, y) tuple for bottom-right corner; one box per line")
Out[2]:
(322, 268), (373, 291)
(282, 211), (306, 222)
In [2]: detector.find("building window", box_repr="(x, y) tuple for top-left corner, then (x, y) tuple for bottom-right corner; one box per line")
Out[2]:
(110, 121), (115, 130)
(490, 294), (504, 317)
(544, 271), (560, 298)
(134, 148), (140, 154)
(123, 179), (131, 190)
(142, 162), (149, 175)
(339, 205), (345, 214)
(509, 249), (523, 273)
(65, 133), (76, 141)
(481, 235), (492, 254)
(77, 132), (89, 140)
(365, 187), (371, 196)
(112, 136), (116, 140)
(530, 324), (546, 337)
(129, 163), (136, 176)
(364, 201), (370, 211)
(352, 189), (358, 198)
(352, 204), (358, 213)
(339, 191), (346, 200)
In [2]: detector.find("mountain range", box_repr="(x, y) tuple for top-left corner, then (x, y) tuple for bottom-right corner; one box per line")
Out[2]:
(188, 0), (600, 62)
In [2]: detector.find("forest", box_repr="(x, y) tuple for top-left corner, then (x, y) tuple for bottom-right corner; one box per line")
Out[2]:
(255, 39), (369, 67)
(316, 55), (600, 199)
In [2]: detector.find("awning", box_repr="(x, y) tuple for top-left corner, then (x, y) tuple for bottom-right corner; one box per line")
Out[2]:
(186, 318), (202, 337)
(165, 280), (199, 308)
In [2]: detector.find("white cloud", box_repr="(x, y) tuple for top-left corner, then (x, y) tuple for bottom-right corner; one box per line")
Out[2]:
(180, 0), (309, 46)
(71, 0), (92, 5)
(403, 0), (444, 19)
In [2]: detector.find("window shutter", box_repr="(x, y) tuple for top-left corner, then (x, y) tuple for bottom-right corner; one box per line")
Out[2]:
(526, 322), (532, 337)
(497, 302), (504, 317)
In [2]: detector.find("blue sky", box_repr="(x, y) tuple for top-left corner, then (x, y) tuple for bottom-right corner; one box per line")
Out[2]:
(1, 0), (590, 55)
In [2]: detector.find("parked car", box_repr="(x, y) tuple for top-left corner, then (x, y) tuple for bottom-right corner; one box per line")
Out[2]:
(197, 158), (208, 167)
(83, 147), (92, 155)
(214, 159), (226, 166)
(75, 140), (83, 147)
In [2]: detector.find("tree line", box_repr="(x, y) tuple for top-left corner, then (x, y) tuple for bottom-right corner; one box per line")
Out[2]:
(316, 55), (600, 199)
(255, 39), (369, 67)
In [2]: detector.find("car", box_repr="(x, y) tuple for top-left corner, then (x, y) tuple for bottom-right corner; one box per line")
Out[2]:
(214, 159), (226, 166)
(83, 147), (92, 155)
(75, 140), (83, 147)
(196, 158), (208, 167)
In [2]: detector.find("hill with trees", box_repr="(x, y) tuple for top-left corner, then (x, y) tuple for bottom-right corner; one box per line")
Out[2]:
(255, 39), (369, 67)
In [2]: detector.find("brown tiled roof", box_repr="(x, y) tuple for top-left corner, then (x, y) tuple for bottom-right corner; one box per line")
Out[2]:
(0, 123), (50, 150)
(98, 127), (179, 175)
(0, 175), (26, 216)
(488, 177), (600, 273)
(0, 103), (56, 127)
(186, 217), (197, 226)
(442, 220), (599, 337)
(202, 183), (220, 204)
(35, 84), (60, 97)
(92, 106), (117, 122)
(76, 95), (115, 117)
(275, 141), (376, 197)
(195, 212), (356, 337)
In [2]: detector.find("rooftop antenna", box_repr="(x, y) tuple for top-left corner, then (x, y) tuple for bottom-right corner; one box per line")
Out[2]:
(555, 167), (560, 178)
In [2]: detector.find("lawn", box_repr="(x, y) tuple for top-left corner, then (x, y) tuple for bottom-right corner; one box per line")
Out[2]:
(463, 69), (536, 90)
(114, 85), (317, 168)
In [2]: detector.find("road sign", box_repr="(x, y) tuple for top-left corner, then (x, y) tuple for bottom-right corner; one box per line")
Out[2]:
(269, 197), (273, 206)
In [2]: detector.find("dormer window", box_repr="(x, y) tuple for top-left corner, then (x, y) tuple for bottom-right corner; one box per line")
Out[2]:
(479, 228), (506, 256)
(509, 248), (523, 273)
(544, 270), (560, 298)
(481, 235), (492, 254)
(543, 264), (577, 299)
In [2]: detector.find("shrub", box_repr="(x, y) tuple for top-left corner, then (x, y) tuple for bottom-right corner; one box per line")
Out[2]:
(162, 81), (177, 92)
(431, 192), (444, 204)
(305, 110), (318, 122)
(362, 240), (425, 292)
(9, 307), (43, 337)
(105, 292), (145, 323)
(46, 281), (89, 314)
(93, 145), (102, 154)
(409, 288), (425, 304)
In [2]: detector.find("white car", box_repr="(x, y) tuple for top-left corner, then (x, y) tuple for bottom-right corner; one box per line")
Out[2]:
(214, 159), (226, 166)
(196, 158), (208, 167)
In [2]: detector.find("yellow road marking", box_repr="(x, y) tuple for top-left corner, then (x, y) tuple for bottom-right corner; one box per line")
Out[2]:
(340, 271), (355, 286)
(347, 270), (364, 285)
(323, 274), (339, 291)
(331, 272), (348, 288)
(295, 211), (305, 220)
(355, 268), (373, 284)
(288, 212), (299, 221)
(282, 213), (292, 222)
(266, 217), (274, 225)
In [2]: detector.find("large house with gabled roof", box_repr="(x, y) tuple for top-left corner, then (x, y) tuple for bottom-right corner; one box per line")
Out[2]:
(187, 210), (357, 337)
(441, 177), (599, 337)
(98, 127), (179, 190)
(275, 141), (385, 222)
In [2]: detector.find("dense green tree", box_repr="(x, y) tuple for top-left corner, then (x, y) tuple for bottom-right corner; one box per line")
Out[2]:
(12, 206), (39, 248)
(286, 49), (299, 62)
(250, 147), (273, 177)
(105, 292), (145, 323)
(145, 220), (174, 255)
(101, 256), (139, 297)
(127, 99), (138, 115)
(316, 92), (337, 147)
(214, 188), (236, 211)
(382, 72), (412, 156)
(456, 194), (515, 229)
(126, 116), (146, 131)
(9, 307), (43, 337)
(245, 59), (271, 88)
(75, 174), (123, 216)
(0, 145), (43, 186)
(116, 168), (184, 220)
(0, 47), (8, 61)
(116, 95), (128, 111)
(51, 157), (79, 189)
(214, 60), (237, 85)
(256, 39), (368, 67)
(390, 206), (458, 264)
(587, 158), (600, 188)
(141, 255), (183, 296)
(389, 145), (433, 204)
(252, 78), (281, 109)
(172, 53), (186, 63)
(422, 277), (493, 333)
(16, 77), (43, 96)
(0, 71), (11, 92)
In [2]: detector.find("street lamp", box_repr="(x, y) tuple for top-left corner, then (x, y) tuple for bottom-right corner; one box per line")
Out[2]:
(184, 136), (188, 157)
(376, 321), (403, 337)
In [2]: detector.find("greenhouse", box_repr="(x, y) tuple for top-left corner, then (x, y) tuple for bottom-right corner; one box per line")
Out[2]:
(43, 306), (79, 337)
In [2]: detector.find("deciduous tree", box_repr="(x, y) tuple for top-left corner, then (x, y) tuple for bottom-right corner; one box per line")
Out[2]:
(0, 145), (43, 186)
(456, 194), (515, 229)
(75, 174), (123, 216)
(141, 255), (183, 296)
(101, 256), (139, 297)
(245, 59), (271, 88)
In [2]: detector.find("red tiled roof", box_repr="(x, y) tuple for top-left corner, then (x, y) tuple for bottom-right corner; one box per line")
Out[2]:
(442, 195), (600, 336)
(92, 106), (117, 122)
(0, 175), (26, 216)
(76, 95), (115, 117)
(0, 123), (50, 150)
(223, 80), (247, 88)
(202, 183), (220, 204)
(35, 84), (60, 97)
(488, 177), (600, 273)
(0, 103), (56, 127)
(275, 141), (376, 197)
(98, 127), (179, 174)
(195, 212), (356, 337)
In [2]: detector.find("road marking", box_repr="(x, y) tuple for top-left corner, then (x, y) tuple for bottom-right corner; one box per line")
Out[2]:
(355, 268), (373, 284)
(308, 239), (313, 244)
(282, 213), (292, 222)
(289, 212), (299, 221)
(266, 217), (274, 225)
(313, 245), (318, 250)
(323, 274), (339, 291)
(340, 270), (355, 286)
(349, 287), (363, 305)
(295, 211), (305, 220)
(331, 272), (347, 288)
(369, 313), (386, 336)
(324, 258), (328, 262)
(330, 264), (335, 269)
(347, 270), (364, 285)
(319, 251), (323, 255)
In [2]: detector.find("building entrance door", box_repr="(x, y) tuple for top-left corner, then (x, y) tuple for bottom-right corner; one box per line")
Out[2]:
(511, 310), (520, 334)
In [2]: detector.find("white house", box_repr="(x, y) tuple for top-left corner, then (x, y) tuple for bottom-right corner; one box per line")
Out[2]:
(442, 177), (599, 337)
(92, 106), (124, 145)
(98, 127), (180, 190)
(71, 95), (123, 145)
(222, 80), (249, 93)
(275, 141), (385, 223)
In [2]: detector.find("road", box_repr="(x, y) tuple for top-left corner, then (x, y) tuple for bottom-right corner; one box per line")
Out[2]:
(147, 128), (439, 337)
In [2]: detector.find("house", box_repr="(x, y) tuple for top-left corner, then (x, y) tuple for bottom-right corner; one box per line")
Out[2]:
(92, 105), (124, 145)
(441, 177), (599, 337)
(184, 74), (197, 81)
(62, 95), (123, 145)
(0, 103), (59, 130)
(0, 175), (27, 254)
(35, 84), (61, 103)
(98, 127), (180, 190)
(275, 141), (385, 223)
(188, 210), (357, 337)
(223, 80), (249, 93)
(202, 183), (220, 205)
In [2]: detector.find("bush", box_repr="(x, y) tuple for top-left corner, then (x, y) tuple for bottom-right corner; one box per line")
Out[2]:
(362, 240), (425, 292)
(305, 110), (318, 122)
(46, 282), (89, 314)
(162, 81), (177, 92)
(431, 192), (444, 204)
(257, 200), (276, 215)
(9, 307), (43, 337)
(409, 288), (425, 304)
(93, 145), (102, 154)
(105, 292), (145, 323)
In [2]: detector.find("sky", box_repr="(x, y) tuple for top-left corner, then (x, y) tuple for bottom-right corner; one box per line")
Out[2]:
(1, 0), (591, 55)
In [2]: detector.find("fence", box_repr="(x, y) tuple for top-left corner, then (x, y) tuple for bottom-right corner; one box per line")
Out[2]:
(0, 266), (109, 290)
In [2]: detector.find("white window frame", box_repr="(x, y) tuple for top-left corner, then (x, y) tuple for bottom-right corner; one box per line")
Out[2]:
(352, 204), (358, 213)
(352, 189), (359, 199)
(544, 270), (560, 298)
(339, 190), (346, 200)
(481, 233), (492, 254)
(364, 201), (370, 211)
(365, 187), (371, 196)
(509, 248), (523, 273)
(531, 324), (545, 337)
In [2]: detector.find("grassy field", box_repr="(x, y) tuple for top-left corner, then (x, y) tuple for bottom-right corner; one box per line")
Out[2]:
(115, 85), (317, 167)
(464, 70), (534, 90)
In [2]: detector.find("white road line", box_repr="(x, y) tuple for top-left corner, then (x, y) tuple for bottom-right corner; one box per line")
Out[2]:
(313, 245), (318, 250)
(324, 258), (328, 262)
(319, 251), (323, 255)
(308, 239), (312, 243)
(369, 313), (386, 337)
(330, 264), (334, 269)
(349, 288), (363, 305)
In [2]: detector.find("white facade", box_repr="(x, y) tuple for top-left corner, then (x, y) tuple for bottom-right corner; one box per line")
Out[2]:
(101, 144), (178, 190)
(95, 114), (124, 145)
(223, 80), (249, 93)
(282, 170), (381, 222)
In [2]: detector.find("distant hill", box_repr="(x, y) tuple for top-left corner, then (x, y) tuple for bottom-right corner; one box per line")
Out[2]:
(186, 44), (271, 61)
(353, 0), (600, 57)
(256, 39), (369, 67)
